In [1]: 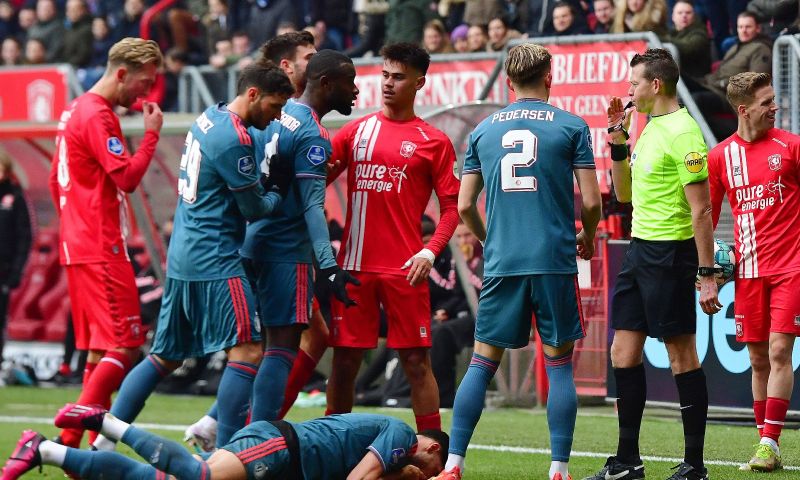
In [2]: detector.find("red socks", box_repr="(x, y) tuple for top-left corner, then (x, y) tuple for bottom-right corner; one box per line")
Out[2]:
(753, 399), (766, 437)
(60, 351), (132, 447)
(278, 350), (318, 419)
(415, 412), (442, 431)
(82, 361), (98, 386)
(763, 397), (790, 442)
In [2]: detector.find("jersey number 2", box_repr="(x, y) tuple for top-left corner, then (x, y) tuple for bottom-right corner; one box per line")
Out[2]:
(178, 131), (202, 203)
(501, 129), (537, 192)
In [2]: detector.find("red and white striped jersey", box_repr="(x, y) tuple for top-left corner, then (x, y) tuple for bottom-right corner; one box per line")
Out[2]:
(330, 111), (460, 275)
(709, 129), (800, 278)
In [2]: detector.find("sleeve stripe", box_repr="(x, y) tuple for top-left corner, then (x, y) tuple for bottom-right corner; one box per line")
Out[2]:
(462, 168), (481, 174)
(296, 173), (326, 179)
(574, 165), (596, 169)
(229, 179), (260, 192)
(366, 446), (387, 472)
(228, 112), (252, 146)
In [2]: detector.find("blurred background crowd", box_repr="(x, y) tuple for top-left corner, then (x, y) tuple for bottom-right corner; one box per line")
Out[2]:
(1, 0), (799, 133)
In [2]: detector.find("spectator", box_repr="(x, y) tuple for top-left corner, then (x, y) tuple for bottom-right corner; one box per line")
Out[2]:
(746, 0), (799, 38)
(63, 0), (94, 68)
(552, 0), (590, 35)
(787, 6), (800, 35)
(528, 0), (588, 36)
(423, 18), (454, 53)
(486, 15), (521, 51)
(229, 29), (251, 67)
(687, 11), (772, 140)
(664, 0), (711, 79)
(0, 153), (32, 365)
(0, 0), (18, 41)
(467, 23), (487, 51)
(310, 0), (351, 51)
(202, 0), (229, 58)
(112, 0), (146, 42)
(208, 38), (232, 68)
(497, 0), (529, 32)
(24, 37), (47, 63)
(453, 222), (483, 294)
(162, 48), (187, 111)
(695, 0), (747, 54)
(385, 0), (439, 45)
(303, 24), (327, 50)
(78, 16), (113, 89)
(275, 20), (298, 36)
(611, 0), (667, 37)
(15, 6), (35, 43)
(1, 37), (23, 65)
(592, 0), (614, 33)
(346, 0), (389, 57)
(246, 0), (300, 54)
(438, 0), (466, 30)
(28, 0), (65, 62)
(463, 0), (502, 28)
(450, 23), (469, 52)
(90, 18), (112, 64)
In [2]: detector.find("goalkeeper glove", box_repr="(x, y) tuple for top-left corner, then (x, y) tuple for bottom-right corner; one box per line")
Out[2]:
(321, 265), (361, 307)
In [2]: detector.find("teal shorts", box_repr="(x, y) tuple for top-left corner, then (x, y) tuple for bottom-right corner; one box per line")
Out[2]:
(222, 421), (291, 479)
(475, 274), (585, 349)
(150, 276), (261, 360)
(248, 259), (313, 328)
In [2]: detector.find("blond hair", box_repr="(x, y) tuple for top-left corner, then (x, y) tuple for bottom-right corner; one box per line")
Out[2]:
(107, 37), (163, 72)
(611, 0), (667, 36)
(726, 72), (772, 109)
(504, 43), (551, 88)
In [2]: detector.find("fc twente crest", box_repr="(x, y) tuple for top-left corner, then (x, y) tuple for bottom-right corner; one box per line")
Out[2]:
(400, 140), (417, 158)
(768, 154), (782, 171)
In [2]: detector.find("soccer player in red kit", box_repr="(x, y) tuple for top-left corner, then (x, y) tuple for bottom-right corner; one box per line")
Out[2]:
(48, 37), (163, 448)
(325, 43), (460, 432)
(708, 72), (800, 472)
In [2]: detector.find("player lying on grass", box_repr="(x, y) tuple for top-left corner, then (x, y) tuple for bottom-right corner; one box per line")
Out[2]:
(1, 404), (446, 480)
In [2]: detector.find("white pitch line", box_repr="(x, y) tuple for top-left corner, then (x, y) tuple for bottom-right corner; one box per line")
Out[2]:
(1, 415), (796, 471)
(468, 444), (800, 471)
(0, 415), (185, 432)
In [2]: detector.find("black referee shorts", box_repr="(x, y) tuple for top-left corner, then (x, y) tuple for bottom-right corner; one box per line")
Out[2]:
(611, 238), (698, 339)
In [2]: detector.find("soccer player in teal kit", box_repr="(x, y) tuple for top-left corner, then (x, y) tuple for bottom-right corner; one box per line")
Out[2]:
(89, 61), (295, 453)
(4, 403), (448, 479)
(242, 49), (361, 422)
(432, 43), (602, 480)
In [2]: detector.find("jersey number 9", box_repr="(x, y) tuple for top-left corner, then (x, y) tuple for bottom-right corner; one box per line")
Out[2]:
(501, 129), (538, 192)
(178, 131), (202, 203)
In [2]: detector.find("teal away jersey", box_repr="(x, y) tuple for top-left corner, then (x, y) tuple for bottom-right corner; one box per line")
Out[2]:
(241, 101), (330, 264)
(167, 103), (261, 281)
(294, 414), (418, 478)
(463, 99), (595, 276)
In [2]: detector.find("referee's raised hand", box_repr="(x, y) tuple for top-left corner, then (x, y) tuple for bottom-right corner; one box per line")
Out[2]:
(607, 96), (632, 143)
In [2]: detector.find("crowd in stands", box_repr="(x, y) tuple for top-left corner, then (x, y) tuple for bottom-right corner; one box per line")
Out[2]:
(1, 0), (799, 127)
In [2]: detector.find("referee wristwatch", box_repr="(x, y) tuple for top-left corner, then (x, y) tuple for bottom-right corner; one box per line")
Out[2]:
(697, 266), (723, 277)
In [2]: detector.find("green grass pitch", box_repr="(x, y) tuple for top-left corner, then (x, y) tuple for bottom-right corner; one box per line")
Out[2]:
(0, 386), (796, 479)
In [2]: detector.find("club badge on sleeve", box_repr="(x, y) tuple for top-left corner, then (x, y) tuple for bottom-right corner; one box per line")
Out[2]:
(107, 137), (125, 156)
(307, 145), (326, 166)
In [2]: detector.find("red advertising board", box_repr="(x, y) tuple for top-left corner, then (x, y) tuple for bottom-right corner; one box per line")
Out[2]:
(354, 58), (504, 110)
(512, 40), (649, 192)
(0, 67), (69, 122)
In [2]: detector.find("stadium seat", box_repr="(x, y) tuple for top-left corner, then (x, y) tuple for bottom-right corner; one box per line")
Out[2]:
(6, 319), (46, 341)
(43, 299), (71, 342)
